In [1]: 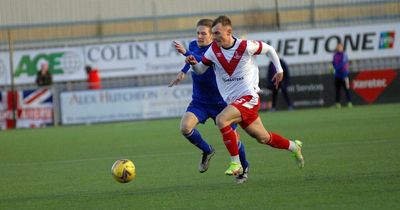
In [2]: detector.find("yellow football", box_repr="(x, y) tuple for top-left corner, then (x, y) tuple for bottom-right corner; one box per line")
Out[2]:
(111, 159), (136, 183)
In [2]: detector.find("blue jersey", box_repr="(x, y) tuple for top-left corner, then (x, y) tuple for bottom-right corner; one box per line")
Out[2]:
(332, 52), (349, 79)
(181, 40), (225, 105)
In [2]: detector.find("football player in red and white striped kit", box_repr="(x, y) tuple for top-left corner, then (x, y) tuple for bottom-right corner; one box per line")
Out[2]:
(187, 15), (304, 176)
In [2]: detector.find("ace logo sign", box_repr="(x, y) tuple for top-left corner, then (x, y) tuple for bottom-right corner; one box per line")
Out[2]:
(14, 51), (82, 77)
(0, 47), (85, 85)
(352, 69), (398, 104)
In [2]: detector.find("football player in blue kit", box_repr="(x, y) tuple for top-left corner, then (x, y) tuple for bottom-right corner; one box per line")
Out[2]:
(169, 19), (249, 184)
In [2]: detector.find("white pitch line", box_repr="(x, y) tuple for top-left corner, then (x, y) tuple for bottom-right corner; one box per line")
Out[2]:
(0, 150), (199, 167)
(0, 138), (397, 167)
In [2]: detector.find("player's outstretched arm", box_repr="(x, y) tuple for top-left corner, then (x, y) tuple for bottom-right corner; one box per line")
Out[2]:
(186, 55), (208, 75)
(168, 71), (186, 87)
(264, 43), (284, 89)
(249, 40), (284, 88)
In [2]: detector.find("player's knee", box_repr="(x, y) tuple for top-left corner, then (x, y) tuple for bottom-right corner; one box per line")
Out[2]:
(180, 124), (193, 136)
(251, 133), (269, 144)
(216, 114), (229, 129)
(256, 137), (268, 144)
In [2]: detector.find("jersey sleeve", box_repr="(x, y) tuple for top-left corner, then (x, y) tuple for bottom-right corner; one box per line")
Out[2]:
(180, 41), (197, 73)
(181, 63), (191, 73)
(191, 46), (212, 75)
(247, 40), (281, 56)
(246, 40), (264, 55)
(247, 40), (284, 73)
(201, 47), (214, 66)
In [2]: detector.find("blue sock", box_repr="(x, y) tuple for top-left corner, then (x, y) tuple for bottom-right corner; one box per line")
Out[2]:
(238, 141), (249, 169)
(184, 129), (212, 153)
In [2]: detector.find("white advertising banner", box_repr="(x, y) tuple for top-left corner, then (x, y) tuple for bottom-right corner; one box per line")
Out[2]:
(0, 47), (86, 85)
(1, 23), (398, 85)
(83, 38), (192, 78)
(247, 23), (400, 65)
(60, 84), (192, 125)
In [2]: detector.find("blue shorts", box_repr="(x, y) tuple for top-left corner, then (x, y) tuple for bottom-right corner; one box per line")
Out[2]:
(186, 101), (225, 124)
(186, 101), (238, 130)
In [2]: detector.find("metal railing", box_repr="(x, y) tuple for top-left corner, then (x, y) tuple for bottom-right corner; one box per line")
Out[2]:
(1, 0), (399, 50)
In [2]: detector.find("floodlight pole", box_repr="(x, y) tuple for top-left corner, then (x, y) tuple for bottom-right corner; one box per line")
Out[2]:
(7, 30), (16, 129)
(274, 0), (280, 29)
(311, 0), (316, 27)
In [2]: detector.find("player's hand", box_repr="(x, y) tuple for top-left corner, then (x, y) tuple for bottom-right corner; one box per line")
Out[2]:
(186, 55), (197, 65)
(173, 41), (187, 55)
(168, 72), (186, 87)
(272, 72), (284, 89)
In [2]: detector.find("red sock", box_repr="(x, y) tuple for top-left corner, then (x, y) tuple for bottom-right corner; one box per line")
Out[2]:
(220, 125), (239, 156)
(267, 132), (290, 149)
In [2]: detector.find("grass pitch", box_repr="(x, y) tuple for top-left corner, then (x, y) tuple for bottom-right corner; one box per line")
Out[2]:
(1, 103), (399, 210)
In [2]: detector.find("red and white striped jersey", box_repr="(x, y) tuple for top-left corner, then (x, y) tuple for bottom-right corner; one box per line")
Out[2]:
(202, 38), (281, 104)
